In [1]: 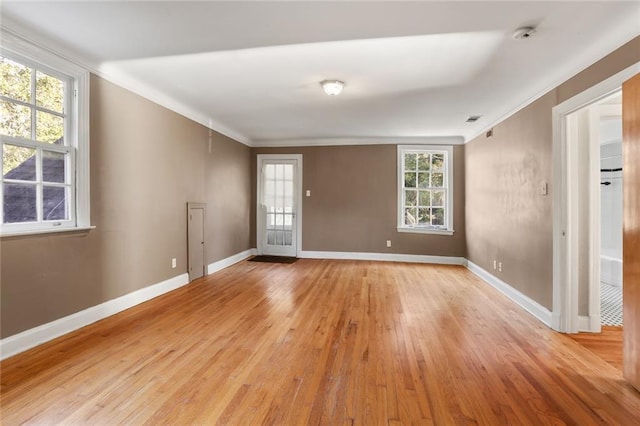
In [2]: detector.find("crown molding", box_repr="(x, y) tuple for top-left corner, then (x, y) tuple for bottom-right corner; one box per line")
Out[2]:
(252, 136), (464, 148)
(464, 19), (640, 144)
(0, 19), (252, 147)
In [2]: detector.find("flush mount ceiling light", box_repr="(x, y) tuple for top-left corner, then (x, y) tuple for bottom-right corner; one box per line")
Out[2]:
(321, 80), (345, 96)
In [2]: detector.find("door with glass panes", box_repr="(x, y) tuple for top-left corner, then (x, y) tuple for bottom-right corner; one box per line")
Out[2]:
(258, 157), (299, 257)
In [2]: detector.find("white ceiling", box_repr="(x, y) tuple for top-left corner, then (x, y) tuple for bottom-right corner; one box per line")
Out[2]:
(2, 1), (638, 146)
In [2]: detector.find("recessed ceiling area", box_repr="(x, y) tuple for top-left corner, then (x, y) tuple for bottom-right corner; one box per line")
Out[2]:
(1, 1), (638, 146)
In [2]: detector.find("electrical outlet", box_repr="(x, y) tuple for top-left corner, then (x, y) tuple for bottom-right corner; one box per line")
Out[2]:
(171, 258), (177, 268)
(498, 262), (503, 272)
(306, 190), (311, 197)
(493, 260), (497, 270)
(386, 240), (392, 248)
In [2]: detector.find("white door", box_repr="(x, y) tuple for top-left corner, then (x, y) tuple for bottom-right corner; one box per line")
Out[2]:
(257, 156), (301, 257)
(188, 203), (206, 281)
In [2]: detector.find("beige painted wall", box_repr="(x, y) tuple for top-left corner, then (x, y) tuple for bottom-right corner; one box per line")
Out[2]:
(465, 36), (640, 311)
(250, 145), (466, 257)
(0, 75), (251, 338)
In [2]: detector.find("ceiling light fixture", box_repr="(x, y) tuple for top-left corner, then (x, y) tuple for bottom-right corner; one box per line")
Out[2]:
(321, 80), (344, 96)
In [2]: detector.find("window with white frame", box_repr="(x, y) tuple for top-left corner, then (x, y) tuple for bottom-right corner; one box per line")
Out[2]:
(1, 32), (89, 235)
(397, 145), (454, 235)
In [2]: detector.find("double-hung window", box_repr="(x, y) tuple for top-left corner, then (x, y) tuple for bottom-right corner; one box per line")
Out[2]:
(397, 145), (454, 235)
(1, 31), (89, 235)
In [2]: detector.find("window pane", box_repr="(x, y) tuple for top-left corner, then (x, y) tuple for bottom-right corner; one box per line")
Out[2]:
(432, 190), (445, 207)
(404, 207), (417, 225)
(275, 164), (284, 180)
(264, 164), (275, 179)
(418, 172), (429, 188)
(283, 213), (293, 229)
(42, 150), (66, 183)
(36, 110), (64, 144)
(417, 153), (430, 171)
(284, 164), (293, 180)
(1, 58), (31, 103)
(3, 144), (36, 180)
(3, 183), (37, 223)
(404, 172), (416, 188)
(432, 208), (445, 226)
(418, 190), (430, 206)
(43, 186), (67, 220)
(432, 154), (444, 170)
(404, 153), (416, 171)
(266, 230), (275, 245)
(405, 189), (417, 206)
(284, 181), (293, 198)
(266, 213), (275, 229)
(432, 172), (444, 187)
(36, 71), (64, 113)
(1, 101), (32, 139)
(418, 207), (429, 225)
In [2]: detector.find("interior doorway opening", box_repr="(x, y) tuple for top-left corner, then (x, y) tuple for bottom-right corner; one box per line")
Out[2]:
(564, 92), (623, 330)
(551, 62), (638, 334)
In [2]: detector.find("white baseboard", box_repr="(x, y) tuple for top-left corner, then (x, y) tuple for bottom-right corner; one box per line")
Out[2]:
(466, 261), (552, 327)
(0, 273), (189, 361)
(299, 250), (467, 266)
(579, 315), (602, 333)
(0, 248), (257, 361)
(207, 248), (257, 274)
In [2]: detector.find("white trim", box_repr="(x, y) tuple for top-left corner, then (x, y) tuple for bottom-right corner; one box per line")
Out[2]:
(97, 63), (251, 145)
(464, 18), (639, 144)
(207, 248), (257, 275)
(466, 261), (553, 327)
(256, 154), (303, 257)
(578, 315), (602, 333)
(1, 225), (95, 238)
(551, 61), (639, 333)
(0, 273), (189, 360)
(396, 227), (454, 236)
(299, 250), (467, 265)
(1, 29), (91, 234)
(251, 136), (464, 148)
(397, 145), (454, 233)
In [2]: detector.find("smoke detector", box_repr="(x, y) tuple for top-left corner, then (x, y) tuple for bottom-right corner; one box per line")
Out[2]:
(513, 26), (536, 40)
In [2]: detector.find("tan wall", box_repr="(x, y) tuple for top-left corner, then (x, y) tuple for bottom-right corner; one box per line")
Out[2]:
(250, 144), (466, 257)
(465, 36), (640, 311)
(0, 75), (251, 338)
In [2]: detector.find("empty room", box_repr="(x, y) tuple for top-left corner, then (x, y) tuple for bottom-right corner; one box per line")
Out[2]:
(1, 1), (640, 424)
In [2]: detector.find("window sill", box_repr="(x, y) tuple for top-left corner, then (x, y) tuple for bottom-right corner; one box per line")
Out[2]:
(1, 226), (96, 239)
(397, 227), (454, 236)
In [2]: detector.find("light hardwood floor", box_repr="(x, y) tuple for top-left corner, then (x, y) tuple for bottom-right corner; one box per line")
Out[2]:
(570, 326), (623, 371)
(2, 259), (640, 424)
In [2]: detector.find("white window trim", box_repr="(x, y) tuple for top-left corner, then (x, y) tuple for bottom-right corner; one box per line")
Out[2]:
(397, 144), (454, 235)
(1, 29), (90, 236)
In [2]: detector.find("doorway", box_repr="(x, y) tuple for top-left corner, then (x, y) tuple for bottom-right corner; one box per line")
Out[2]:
(597, 94), (623, 327)
(188, 202), (206, 281)
(256, 154), (302, 257)
(552, 63), (638, 334)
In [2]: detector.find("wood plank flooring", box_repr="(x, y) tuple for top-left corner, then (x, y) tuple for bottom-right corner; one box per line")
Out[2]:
(2, 259), (640, 424)
(569, 326), (623, 371)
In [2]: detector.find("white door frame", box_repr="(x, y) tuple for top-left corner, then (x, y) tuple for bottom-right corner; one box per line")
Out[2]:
(256, 154), (303, 257)
(551, 62), (639, 333)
